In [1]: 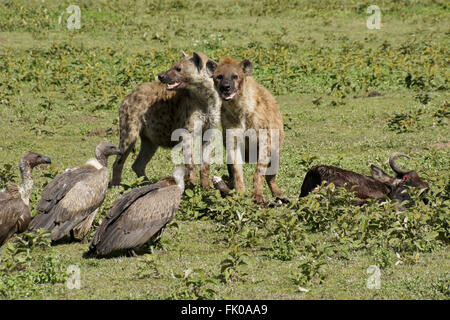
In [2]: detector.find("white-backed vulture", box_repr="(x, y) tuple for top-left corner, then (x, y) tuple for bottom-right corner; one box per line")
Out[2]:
(89, 166), (190, 256)
(0, 152), (51, 246)
(29, 141), (122, 242)
(212, 176), (231, 197)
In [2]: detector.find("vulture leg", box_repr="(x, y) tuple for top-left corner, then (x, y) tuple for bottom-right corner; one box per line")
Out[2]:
(150, 226), (165, 244)
(128, 249), (137, 257)
(131, 135), (157, 182)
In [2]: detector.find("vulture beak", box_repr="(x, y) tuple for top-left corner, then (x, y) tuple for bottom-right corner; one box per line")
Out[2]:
(117, 149), (123, 156)
(43, 156), (52, 164)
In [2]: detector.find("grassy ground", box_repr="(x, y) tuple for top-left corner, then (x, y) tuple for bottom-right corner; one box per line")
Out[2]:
(0, 0), (449, 299)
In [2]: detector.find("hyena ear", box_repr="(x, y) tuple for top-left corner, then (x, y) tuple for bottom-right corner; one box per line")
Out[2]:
(240, 59), (253, 76)
(371, 165), (394, 184)
(206, 59), (217, 77)
(191, 52), (203, 72)
(181, 50), (188, 58)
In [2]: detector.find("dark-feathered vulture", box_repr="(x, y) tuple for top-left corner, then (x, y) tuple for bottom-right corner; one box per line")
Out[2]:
(89, 166), (190, 256)
(29, 141), (122, 242)
(0, 152), (51, 246)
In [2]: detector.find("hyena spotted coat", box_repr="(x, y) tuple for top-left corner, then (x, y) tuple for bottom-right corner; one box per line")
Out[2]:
(207, 57), (285, 204)
(111, 52), (222, 187)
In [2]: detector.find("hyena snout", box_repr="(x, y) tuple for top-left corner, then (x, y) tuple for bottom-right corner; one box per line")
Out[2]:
(158, 71), (183, 90)
(220, 81), (232, 93)
(158, 72), (169, 83)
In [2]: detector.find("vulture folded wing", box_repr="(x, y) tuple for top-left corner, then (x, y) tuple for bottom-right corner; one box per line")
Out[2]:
(30, 166), (99, 231)
(0, 198), (29, 245)
(91, 180), (171, 248)
(94, 185), (182, 256)
(37, 166), (98, 214)
(50, 168), (109, 241)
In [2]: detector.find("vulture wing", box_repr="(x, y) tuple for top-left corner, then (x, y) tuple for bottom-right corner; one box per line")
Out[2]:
(50, 167), (109, 241)
(29, 165), (109, 241)
(36, 166), (98, 214)
(0, 198), (29, 246)
(92, 185), (182, 256)
(91, 179), (171, 249)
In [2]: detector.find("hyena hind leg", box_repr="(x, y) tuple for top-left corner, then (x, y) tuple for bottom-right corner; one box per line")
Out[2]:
(131, 135), (158, 181)
(111, 140), (136, 187)
(111, 116), (141, 186)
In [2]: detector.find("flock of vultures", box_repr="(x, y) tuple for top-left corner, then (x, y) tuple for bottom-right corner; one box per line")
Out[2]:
(0, 52), (430, 258)
(0, 142), (192, 256)
(0, 145), (428, 257)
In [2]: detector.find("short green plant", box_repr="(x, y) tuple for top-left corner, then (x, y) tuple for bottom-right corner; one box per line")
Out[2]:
(0, 163), (16, 189)
(291, 240), (331, 286)
(0, 229), (51, 272)
(387, 109), (424, 133)
(370, 246), (393, 269)
(168, 268), (218, 300)
(218, 246), (248, 283)
(135, 254), (161, 279)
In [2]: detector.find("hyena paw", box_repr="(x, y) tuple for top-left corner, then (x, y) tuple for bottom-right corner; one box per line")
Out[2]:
(253, 193), (267, 206)
(201, 179), (211, 189)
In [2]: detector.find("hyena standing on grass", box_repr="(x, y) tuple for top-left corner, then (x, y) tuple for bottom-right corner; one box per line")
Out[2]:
(206, 57), (286, 205)
(111, 52), (222, 187)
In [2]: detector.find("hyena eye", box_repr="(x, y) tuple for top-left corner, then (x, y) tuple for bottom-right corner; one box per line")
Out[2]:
(217, 75), (223, 80)
(232, 74), (238, 80)
(175, 67), (182, 72)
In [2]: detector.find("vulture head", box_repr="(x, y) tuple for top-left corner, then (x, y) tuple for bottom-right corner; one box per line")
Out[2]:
(20, 152), (52, 169)
(172, 166), (191, 191)
(95, 142), (123, 166)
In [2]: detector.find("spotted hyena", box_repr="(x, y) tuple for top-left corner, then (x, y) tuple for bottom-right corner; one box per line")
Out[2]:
(111, 52), (221, 187)
(206, 57), (286, 205)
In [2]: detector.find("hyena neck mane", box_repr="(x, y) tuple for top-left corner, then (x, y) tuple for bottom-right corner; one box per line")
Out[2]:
(189, 78), (222, 115)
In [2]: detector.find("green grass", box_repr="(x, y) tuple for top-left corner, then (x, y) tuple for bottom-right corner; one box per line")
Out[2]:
(0, 0), (449, 300)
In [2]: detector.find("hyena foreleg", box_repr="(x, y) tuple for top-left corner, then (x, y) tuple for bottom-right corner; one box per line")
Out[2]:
(200, 136), (215, 189)
(265, 174), (284, 200)
(230, 146), (245, 194)
(252, 160), (267, 205)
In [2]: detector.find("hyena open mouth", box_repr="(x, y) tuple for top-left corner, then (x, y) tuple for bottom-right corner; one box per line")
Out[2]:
(167, 82), (182, 90)
(222, 91), (237, 101)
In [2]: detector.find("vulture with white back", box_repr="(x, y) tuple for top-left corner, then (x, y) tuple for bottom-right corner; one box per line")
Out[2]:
(89, 166), (190, 256)
(0, 152), (51, 246)
(29, 141), (122, 242)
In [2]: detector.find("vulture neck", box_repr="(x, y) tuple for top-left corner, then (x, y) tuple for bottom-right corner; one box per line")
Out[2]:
(95, 150), (108, 167)
(18, 159), (33, 205)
